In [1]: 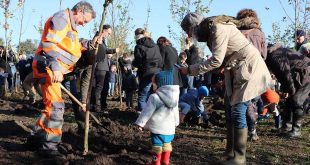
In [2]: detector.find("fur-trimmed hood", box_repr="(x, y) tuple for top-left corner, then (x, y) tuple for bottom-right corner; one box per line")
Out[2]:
(238, 17), (261, 30)
(267, 43), (283, 54)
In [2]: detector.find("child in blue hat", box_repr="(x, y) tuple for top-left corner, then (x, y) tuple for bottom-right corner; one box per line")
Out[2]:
(135, 70), (180, 165)
(179, 86), (209, 126)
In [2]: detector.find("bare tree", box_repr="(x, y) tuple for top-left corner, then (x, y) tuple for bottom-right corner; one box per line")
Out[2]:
(143, 0), (151, 31)
(169, 0), (212, 55)
(107, 0), (133, 107)
(34, 16), (44, 35)
(268, 0), (310, 47)
(0, 0), (13, 62)
(17, 0), (26, 55)
(107, 0), (133, 52)
(59, 0), (63, 10)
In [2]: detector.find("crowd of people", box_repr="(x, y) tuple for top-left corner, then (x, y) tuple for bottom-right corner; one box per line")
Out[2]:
(0, 1), (309, 164)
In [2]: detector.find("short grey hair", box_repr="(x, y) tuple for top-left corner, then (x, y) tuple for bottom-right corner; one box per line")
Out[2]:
(72, 1), (96, 19)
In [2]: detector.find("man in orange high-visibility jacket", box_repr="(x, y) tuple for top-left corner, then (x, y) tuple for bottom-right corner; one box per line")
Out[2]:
(30, 1), (96, 158)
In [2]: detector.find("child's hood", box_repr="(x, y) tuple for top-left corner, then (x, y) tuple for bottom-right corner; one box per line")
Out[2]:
(156, 85), (179, 109)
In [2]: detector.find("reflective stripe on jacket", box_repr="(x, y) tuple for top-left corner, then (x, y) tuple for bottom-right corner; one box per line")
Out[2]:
(35, 9), (84, 74)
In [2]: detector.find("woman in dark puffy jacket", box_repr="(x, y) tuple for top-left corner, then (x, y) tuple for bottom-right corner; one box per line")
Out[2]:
(132, 28), (162, 112)
(157, 36), (183, 87)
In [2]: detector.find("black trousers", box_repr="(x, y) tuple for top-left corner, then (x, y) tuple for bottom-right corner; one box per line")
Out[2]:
(94, 70), (109, 107)
(283, 82), (310, 123)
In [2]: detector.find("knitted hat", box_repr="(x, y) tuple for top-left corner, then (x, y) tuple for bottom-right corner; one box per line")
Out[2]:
(155, 70), (174, 88)
(198, 86), (209, 97)
(181, 12), (204, 32)
(261, 89), (280, 104)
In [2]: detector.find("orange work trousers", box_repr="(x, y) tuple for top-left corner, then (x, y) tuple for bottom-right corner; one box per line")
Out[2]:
(32, 60), (64, 144)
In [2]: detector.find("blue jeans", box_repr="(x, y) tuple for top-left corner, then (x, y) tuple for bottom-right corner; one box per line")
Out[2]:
(187, 76), (194, 89)
(227, 100), (251, 129)
(108, 82), (115, 96)
(179, 87), (187, 97)
(138, 75), (152, 111)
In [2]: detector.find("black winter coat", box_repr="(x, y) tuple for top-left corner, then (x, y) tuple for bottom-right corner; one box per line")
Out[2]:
(96, 40), (116, 71)
(159, 45), (178, 70)
(122, 71), (138, 91)
(158, 44), (183, 87)
(132, 37), (162, 78)
(0, 58), (7, 71)
(118, 57), (132, 73)
(266, 44), (310, 95)
(185, 44), (202, 65)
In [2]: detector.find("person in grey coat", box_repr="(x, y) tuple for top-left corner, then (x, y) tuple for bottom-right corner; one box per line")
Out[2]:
(179, 13), (272, 165)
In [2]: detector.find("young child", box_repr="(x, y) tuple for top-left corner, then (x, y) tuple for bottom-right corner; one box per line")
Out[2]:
(122, 66), (138, 109)
(179, 86), (209, 126)
(108, 64), (118, 97)
(135, 70), (179, 165)
(260, 89), (281, 128)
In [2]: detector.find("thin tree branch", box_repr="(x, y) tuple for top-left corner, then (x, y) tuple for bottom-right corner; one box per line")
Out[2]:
(278, 0), (295, 24)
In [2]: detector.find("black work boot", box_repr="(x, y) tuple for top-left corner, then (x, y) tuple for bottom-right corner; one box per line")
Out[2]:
(280, 122), (292, 134)
(37, 142), (65, 159)
(287, 109), (303, 138)
(26, 134), (42, 150)
(38, 149), (64, 158)
(287, 121), (302, 138)
(279, 109), (292, 134)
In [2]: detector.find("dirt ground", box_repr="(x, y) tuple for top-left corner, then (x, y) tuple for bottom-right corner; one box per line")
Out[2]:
(0, 91), (309, 165)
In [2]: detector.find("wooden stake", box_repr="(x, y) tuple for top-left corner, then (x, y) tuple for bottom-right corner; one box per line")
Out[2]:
(83, 0), (112, 155)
